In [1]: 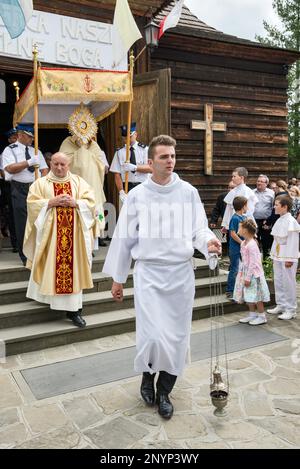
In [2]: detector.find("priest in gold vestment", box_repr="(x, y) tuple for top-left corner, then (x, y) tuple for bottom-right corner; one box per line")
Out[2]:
(23, 152), (96, 328)
(59, 105), (106, 245)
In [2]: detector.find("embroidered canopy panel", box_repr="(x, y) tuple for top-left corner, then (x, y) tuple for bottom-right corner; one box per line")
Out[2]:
(13, 67), (132, 127)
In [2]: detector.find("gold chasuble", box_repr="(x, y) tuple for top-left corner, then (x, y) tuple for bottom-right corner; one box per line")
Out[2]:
(24, 172), (96, 298)
(59, 137), (106, 210)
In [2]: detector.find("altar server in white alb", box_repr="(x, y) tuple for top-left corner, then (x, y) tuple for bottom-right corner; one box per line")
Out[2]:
(103, 135), (221, 420)
(267, 195), (300, 320)
(222, 167), (258, 229)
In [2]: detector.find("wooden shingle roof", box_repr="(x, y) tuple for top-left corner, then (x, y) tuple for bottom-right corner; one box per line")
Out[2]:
(154, 1), (300, 62)
(154, 1), (261, 46)
(155, 2), (219, 34)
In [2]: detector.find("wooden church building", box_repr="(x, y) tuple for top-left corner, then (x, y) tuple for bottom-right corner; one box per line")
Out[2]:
(0, 0), (299, 215)
(148, 3), (300, 214)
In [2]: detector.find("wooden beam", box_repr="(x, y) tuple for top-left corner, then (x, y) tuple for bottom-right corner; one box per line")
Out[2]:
(190, 104), (227, 175)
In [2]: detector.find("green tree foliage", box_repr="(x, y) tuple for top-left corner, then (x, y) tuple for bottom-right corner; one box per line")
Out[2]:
(256, 0), (300, 174)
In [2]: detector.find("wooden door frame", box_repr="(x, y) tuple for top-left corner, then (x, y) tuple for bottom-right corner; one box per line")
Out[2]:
(133, 68), (171, 137)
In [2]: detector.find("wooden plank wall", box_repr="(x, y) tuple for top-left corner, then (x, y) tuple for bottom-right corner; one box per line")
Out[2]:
(151, 39), (289, 217)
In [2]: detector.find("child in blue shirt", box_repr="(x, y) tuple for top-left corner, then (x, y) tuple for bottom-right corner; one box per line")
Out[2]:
(226, 196), (248, 298)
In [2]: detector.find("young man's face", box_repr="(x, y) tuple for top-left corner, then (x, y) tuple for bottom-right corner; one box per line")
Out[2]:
(274, 200), (288, 215)
(232, 171), (243, 186)
(149, 145), (176, 178)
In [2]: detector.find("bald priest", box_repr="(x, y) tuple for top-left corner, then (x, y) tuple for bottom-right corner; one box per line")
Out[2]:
(23, 152), (97, 328)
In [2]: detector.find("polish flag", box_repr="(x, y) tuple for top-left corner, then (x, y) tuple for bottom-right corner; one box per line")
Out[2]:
(158, 0), (185, 39)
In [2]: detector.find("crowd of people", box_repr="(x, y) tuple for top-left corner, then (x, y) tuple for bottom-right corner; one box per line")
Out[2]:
(209, 167), (300, 325)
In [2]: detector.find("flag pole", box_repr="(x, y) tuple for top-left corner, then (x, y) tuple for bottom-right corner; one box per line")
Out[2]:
(13, 81), (20, 101)
(32, 44), (40, 180)
(125, 49), (135, 194)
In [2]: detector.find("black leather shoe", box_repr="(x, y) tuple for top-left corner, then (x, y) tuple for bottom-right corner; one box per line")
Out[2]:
(98, 239), (107, 247)
(66, 312), (86, 328)
(140, 372), (155, 406)
(156, 394), (174, 419)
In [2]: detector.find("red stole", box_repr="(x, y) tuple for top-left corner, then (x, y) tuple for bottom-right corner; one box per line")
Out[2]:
(53, 182), (74, 294)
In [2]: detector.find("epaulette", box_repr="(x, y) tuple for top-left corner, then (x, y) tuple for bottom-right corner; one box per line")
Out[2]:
(116, 145), (125, 151)
(9, 144), (18, 148)
(138, 142), (147, 148)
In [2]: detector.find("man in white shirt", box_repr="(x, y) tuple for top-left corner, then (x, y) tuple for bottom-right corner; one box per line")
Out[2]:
(103, 135), (221, 420)
(2, 124), (48, 265)
(222, 167), (258, 230)
(253, 174), (275, 258)
(110, 122), (151, 205)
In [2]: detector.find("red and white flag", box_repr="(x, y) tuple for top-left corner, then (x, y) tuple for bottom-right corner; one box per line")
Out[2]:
(158, 0), (184, 39)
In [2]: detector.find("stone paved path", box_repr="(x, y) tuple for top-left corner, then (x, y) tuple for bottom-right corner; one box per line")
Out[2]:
(1, 288), (300, 449)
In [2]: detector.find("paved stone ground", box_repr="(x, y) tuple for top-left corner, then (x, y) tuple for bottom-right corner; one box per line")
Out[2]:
(0, 287), (300, 449)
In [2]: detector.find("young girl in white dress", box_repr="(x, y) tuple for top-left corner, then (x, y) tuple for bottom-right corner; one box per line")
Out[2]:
(233, 218), (270, 325)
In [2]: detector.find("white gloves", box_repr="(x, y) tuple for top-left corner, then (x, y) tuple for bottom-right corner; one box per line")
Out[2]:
(119, 190), (127, 203)
(122, 162), (137, 172)
(27, 155), (39, 167)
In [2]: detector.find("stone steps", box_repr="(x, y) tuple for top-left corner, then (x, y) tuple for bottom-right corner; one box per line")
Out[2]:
(0, 258), (105, 284)
(0, 293), (245, 356)
(0, 273), (228, 329)
(0, 248), (244, 357)
(0, 261), (217, 305)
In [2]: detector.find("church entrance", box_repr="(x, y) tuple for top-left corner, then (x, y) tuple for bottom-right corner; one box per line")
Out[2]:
(0, 62), (171, 208)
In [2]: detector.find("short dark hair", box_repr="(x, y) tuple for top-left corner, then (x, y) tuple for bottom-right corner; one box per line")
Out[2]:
(148, 135), (176, 160)
(234, 167), (248, 178)
(233, 196), (248, 211)
(240, 218), (257, 236)
(276, 195), (293, 211)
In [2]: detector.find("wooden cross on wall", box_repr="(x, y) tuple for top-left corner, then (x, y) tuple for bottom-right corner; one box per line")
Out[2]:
(191, 104), (227, 176)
